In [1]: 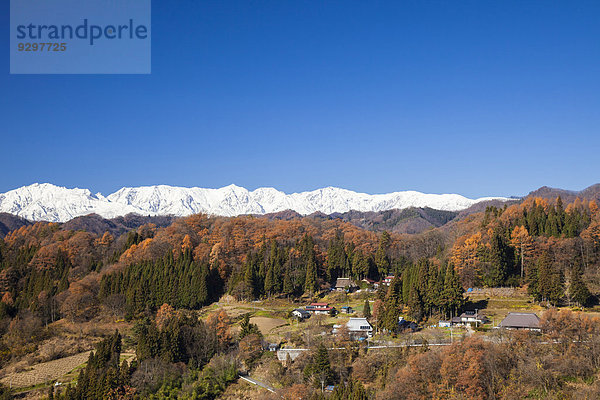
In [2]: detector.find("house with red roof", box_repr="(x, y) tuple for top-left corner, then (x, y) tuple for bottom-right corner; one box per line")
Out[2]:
(305, 302), (336, 315)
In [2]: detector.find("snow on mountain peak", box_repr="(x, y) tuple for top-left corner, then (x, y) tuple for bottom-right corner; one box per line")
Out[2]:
(0, 183), (510, 222)
(0, 183), (145, 222)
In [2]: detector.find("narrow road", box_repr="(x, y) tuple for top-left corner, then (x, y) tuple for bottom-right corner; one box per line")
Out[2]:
(239, 374), (276, 393)
(277, 338), (584, 361)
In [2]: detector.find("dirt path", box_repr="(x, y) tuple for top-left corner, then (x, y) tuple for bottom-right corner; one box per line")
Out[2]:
(1, 351), (92, 389)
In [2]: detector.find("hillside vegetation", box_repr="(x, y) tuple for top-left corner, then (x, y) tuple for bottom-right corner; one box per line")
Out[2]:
(0, 194), (600, 398)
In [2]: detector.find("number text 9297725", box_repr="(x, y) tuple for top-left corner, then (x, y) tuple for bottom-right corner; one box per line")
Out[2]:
(18, 43), (67, 52)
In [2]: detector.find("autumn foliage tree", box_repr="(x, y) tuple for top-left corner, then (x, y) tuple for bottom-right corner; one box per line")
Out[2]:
(510, 225), (534, 279)
(206, 309), (232, 351)
(451, 232), (484, 287)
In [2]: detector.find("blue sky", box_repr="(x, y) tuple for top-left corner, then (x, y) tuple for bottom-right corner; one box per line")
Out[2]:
(1, 1), (599, 198)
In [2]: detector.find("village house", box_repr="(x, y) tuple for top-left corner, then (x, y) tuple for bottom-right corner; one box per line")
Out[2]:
(291, 308), (311, 320)
(264, 342), (280, 352)
(361, 278), (378, 289)
(382, 275), (395, 286)
(334, 277), (357, 292)
(498, 312), (541, 331)
(305, 302), (336, 315)
(333, 317), (373, 339)
(340, 306), (354, 314)
(451, 310), (490, 327)
(398, 316), (419, 332)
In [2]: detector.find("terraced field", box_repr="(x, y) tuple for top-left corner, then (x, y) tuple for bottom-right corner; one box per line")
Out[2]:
(1, 351), (136, 390)
(0, 351), (91, 389)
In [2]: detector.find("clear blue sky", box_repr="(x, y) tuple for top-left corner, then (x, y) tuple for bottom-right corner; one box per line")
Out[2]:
(1, 1), (599, 198)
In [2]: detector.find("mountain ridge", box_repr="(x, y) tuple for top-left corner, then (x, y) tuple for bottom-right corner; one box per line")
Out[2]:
(0, 182), (511, 223)
(526, 184), (600, 203)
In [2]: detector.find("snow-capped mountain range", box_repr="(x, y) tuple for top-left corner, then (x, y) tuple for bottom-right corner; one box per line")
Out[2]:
(0, 183), (511, 223)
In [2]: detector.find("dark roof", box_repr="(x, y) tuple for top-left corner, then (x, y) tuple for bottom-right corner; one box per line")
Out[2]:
(335, 278), (356, 288)
(459, 311), (487, 320)
(398, 319), (416, 327)
(499, 312), (540, 329)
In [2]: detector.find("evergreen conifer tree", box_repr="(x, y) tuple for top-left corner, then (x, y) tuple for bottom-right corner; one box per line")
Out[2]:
(283, 264), (294, 297)
(302, 235), (318, 294)
(570, 266), (591, 308)
(363, 299), (371, 319)
(442, 263), (464, 318)
(311, 343), (334, 387)
(375, 231), (391, 277)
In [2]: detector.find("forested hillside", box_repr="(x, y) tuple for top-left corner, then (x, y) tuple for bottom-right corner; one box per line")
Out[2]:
(1, 195), (599, 345)
(1, 193), (600, 399)
(450, 197), (598, 306)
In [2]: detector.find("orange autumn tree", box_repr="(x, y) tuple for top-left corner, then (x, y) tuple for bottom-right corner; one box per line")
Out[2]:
(451, 232), (484, 287)
(371, 299), (385, 333)
(181, 234), (193, 252)
(581, 220), (600, 267)
(1, 292), (13, 306)
(439, 339), (488, 400)
(98, 231), (114, 246)
(510, 225), (534, 279)
(155, 303), (176, 330)
(589, 200), (599, 217)
(206, 309), (232, 350)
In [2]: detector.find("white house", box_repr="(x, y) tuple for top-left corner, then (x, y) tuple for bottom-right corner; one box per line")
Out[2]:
(292, 309), (310, 319)
(333, 317), (373, 339)
(451, 310), (489, 327)
(305, 303), (335, 315)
